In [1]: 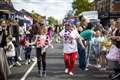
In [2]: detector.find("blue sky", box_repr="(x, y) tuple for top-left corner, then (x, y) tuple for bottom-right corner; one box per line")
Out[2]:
(12, 0), (94, 20)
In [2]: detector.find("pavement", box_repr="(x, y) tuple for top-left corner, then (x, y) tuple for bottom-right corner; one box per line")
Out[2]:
(8, 43), (111, 80)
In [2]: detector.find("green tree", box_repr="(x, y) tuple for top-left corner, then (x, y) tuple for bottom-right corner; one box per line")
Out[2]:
(31, 10), (39, 22)
(72, 0), (92, 15)
(47, 16), (58, 26)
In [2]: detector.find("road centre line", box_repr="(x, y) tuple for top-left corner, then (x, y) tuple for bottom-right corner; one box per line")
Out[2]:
(20, 61), (37, 80)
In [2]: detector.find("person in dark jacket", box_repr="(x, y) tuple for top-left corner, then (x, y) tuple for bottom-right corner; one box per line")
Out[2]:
(0, 20), (11, 80)
(11, 22), (21, 66)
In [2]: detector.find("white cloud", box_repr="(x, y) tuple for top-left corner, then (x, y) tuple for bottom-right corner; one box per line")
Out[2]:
(89, 0), (94, 2)
(12, 0), (73, 20)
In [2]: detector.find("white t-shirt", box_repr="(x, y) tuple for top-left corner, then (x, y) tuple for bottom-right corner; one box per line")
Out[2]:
(19, 27), (25, 35)
(59, 29), (80, 54)
(6, 41), (15, 57)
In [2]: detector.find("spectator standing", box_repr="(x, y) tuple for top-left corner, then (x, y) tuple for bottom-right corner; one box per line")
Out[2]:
(5, 36), (15, 68)
(0, 20), (11, 80)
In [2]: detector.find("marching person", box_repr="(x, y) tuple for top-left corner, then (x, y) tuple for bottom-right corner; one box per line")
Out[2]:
(31, 25), (53, 77)
(59, 22), (85, 76)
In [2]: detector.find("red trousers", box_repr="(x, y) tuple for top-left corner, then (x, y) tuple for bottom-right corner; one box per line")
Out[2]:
(64, 52), (77, 72)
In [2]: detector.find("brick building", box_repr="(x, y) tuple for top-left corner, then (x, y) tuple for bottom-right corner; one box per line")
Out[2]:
(94, 0), (120, 26)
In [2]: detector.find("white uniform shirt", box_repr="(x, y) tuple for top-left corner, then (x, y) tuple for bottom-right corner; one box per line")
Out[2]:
(59, 29), (80, 54)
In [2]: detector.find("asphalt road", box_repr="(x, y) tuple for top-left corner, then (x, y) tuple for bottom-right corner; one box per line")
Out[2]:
(8, 43), (111, 80)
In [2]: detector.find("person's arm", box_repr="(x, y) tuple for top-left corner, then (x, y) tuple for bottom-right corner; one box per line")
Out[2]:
(46, 36), (54, 48)
(58, 29), (64, 38)
(116, 36), (120, 41)
(78, 37), (85, 49)
(48, 41), (54, 48)
(109, 36), (119, 40)
(75, 30), (85, 49)
(30, 41), (36, 45)
(29, 36), (37, 45)
(5, 44), (12, 51)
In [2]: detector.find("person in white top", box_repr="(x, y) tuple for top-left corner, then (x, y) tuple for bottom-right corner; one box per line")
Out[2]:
(5, 36), (15, 68)
(59, 22), (85, 76)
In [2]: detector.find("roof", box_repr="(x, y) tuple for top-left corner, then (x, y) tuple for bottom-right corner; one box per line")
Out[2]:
(0, 1), (16, 13)
(19, 9), (32, 17)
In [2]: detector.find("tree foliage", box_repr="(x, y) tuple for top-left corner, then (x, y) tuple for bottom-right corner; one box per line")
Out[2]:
(47, 16), (58, 26)
(31, 10), (40, 22)
(72, 0), (92, 15)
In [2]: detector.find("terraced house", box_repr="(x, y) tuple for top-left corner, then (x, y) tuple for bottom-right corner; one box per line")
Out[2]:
(0, 0), (15, 19)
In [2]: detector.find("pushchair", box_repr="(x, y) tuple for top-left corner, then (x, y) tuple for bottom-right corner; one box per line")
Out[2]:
(110, 65), (120, 80)
(111, 49), (120, 80)
(106, 45), (120, 80)
(111, 72), (120, 80)
(111, 57), (120, 80)
(110, 55), (120, 80)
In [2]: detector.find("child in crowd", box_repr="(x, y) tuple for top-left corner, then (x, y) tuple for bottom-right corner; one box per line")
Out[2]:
(59, 22), (85, 76)
(19, 33), (32, 65)
(31, 26), (53, 77)
(5, 36), (15, 68)
(99, 31), (112, 70)
(24, 35), (32, 65)
(91, 30), (101, 68)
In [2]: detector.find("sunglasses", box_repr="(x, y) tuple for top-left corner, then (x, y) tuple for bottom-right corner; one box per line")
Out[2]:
(64, 23), (71, 27)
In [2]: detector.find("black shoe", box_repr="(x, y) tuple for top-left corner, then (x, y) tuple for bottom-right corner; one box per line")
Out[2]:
(42, 71), (46, 77)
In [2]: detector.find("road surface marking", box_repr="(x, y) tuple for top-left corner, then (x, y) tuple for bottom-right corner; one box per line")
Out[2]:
(20, 61), (37, 80)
